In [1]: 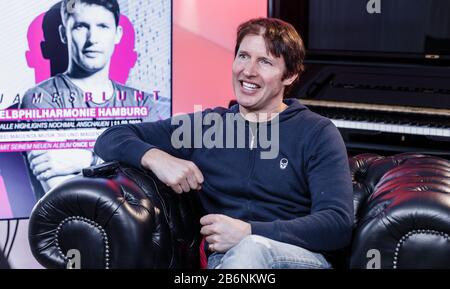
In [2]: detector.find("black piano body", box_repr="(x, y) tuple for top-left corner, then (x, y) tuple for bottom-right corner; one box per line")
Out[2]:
(270, 0), (450, 158)
(294, 63), (450, 157)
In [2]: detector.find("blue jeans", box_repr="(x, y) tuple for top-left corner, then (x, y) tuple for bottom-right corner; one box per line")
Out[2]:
(207, 235), (332, 269)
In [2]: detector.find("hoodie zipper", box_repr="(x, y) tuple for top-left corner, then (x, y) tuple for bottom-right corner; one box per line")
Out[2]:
(245, 125), (258, 220)
(250, 126), (257, 150)
(247, 125), (257, 179)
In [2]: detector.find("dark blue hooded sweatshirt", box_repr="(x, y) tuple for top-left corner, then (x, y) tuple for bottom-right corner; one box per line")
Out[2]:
(94, 99), (354, 252)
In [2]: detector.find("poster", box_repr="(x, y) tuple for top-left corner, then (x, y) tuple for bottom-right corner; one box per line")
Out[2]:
(0, 0), (172, 219)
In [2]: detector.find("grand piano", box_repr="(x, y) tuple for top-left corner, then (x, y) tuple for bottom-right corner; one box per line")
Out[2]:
(270, 0), (450, 157)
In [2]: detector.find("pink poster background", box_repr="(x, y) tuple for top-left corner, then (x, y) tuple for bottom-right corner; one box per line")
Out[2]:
(26, 13), (137, 85)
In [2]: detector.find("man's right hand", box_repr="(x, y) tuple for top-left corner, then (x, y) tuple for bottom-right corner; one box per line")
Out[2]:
(141, 148), (204, 194)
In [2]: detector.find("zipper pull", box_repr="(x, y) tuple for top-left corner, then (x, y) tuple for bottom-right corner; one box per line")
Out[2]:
(250, 127), (257, 150)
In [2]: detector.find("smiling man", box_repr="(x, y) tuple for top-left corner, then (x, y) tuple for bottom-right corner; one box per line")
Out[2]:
(20, 0), (166, 199)
(95, 18), (354, 269)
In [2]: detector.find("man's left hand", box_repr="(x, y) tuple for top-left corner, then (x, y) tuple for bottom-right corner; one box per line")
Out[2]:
(200, 214), (251, 253)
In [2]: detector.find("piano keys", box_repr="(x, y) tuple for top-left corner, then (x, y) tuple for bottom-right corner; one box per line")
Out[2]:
(301, 99), (450, 138)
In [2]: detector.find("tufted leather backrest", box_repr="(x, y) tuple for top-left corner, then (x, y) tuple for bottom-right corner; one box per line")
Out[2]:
(348, 153), (384, 225)
(349, 153), (450, 268)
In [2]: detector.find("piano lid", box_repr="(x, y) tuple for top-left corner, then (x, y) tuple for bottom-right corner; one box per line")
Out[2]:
(295, 64), (450, 114)
(270, 0), (450, 65)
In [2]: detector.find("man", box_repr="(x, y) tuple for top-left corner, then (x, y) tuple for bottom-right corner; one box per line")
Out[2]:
(95, 18), (353, 269)
(20, 0), (167, 198)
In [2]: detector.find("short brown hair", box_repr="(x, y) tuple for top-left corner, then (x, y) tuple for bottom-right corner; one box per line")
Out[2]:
(61, 0), (120, 27)
(235, 18), (305, 97)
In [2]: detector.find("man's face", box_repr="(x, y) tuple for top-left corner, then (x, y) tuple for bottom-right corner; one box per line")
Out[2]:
(232, 34), (296, 114)
(61, 3), (122, 74)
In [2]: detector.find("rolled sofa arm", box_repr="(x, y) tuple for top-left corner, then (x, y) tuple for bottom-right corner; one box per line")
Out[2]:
(28, 162), (201, 269)
(349, 153), (450, 269)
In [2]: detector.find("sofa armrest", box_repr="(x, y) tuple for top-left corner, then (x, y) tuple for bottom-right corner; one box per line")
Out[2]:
(350, 153), (450, 269)
(28, 163), (201, 269)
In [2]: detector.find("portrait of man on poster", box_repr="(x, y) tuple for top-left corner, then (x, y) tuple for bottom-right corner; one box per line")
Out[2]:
(20, 0), (168, 199)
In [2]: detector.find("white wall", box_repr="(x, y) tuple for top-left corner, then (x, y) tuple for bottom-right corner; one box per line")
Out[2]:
(0, 219), (43, 269)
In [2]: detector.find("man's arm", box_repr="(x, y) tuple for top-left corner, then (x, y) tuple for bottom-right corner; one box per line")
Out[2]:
(27, 149), (95, 187)
(95, 117), (182, 167)
(20, 87), (95, 191)
(249, 120), (354, 252)
(95, 115), (204, 193)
